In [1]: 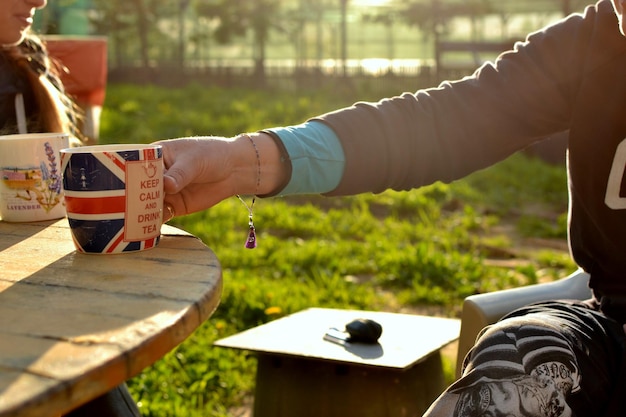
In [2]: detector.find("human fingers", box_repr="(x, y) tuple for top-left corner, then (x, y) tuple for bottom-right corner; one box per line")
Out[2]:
(157, 137), (214, 194)
(163, 180), (233, 220)
(156, 137), (232, 220)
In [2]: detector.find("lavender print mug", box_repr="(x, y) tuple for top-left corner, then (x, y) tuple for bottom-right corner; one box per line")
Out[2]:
(0, 133), (70, 222)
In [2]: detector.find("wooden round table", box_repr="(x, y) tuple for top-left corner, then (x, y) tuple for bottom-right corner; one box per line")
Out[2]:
(0, 219), (222, 417)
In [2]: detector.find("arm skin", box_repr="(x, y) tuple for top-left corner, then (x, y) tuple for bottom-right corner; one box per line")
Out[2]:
(158, 132), (287, 219)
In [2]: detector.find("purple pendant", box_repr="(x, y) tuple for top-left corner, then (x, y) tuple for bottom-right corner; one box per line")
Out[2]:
(245, 226), (257, 249)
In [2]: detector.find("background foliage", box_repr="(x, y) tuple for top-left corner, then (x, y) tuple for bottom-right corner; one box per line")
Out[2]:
(40, 0), (592, 84)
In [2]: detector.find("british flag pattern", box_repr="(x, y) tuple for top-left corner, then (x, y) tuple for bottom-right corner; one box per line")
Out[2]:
(61, 147), (162, 254)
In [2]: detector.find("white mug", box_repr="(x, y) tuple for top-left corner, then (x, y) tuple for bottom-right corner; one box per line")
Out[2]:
(0, 133), (70, 222)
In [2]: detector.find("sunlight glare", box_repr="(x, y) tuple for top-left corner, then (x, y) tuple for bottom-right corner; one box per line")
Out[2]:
(352, 0), (392, 7)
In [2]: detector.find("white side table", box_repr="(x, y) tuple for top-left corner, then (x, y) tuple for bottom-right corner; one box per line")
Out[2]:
(215, 308), (460, 417)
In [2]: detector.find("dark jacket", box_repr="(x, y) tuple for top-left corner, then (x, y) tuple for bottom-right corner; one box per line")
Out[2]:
(317, 0), (626, 299)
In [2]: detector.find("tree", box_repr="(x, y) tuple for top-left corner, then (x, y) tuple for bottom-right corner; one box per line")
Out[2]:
(281, 0), (322, 68)
(178, 0), (193, 68)
(90, 0), (136, 68)
(402, 0), (494, 40)
(195, 0), (282, 85)
(339, 0), (348, 77)
(130, 0), (150, 69)
(362, 7), (399, 68)
(91, 0), (151, 69)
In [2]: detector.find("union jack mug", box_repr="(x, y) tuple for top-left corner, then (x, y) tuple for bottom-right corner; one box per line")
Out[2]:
(61, 144), (163, 254)
(0, 133), (70, 222)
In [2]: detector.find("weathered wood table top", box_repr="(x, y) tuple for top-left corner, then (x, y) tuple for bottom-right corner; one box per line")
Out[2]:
(0, 219), (222, 417)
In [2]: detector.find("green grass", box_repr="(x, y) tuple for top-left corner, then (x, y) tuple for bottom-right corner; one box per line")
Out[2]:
(99, 83), (575, 417)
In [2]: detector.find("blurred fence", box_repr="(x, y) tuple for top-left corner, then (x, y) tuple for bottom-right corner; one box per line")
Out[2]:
(107, 56), (566, 165)
(107, 58), (473, 94)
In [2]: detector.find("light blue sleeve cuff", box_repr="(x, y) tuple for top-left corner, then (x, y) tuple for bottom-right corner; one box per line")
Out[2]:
(267, 121), (345, 195)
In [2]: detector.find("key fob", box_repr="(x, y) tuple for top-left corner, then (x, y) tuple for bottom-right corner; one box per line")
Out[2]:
(323, 318), (383, 345)
(345, 318), (382, 344)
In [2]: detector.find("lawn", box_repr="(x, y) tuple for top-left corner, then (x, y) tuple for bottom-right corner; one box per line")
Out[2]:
(99, 83), (574, 416)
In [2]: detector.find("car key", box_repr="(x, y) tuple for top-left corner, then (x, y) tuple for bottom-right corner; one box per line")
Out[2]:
(323, 318), (383, 345)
